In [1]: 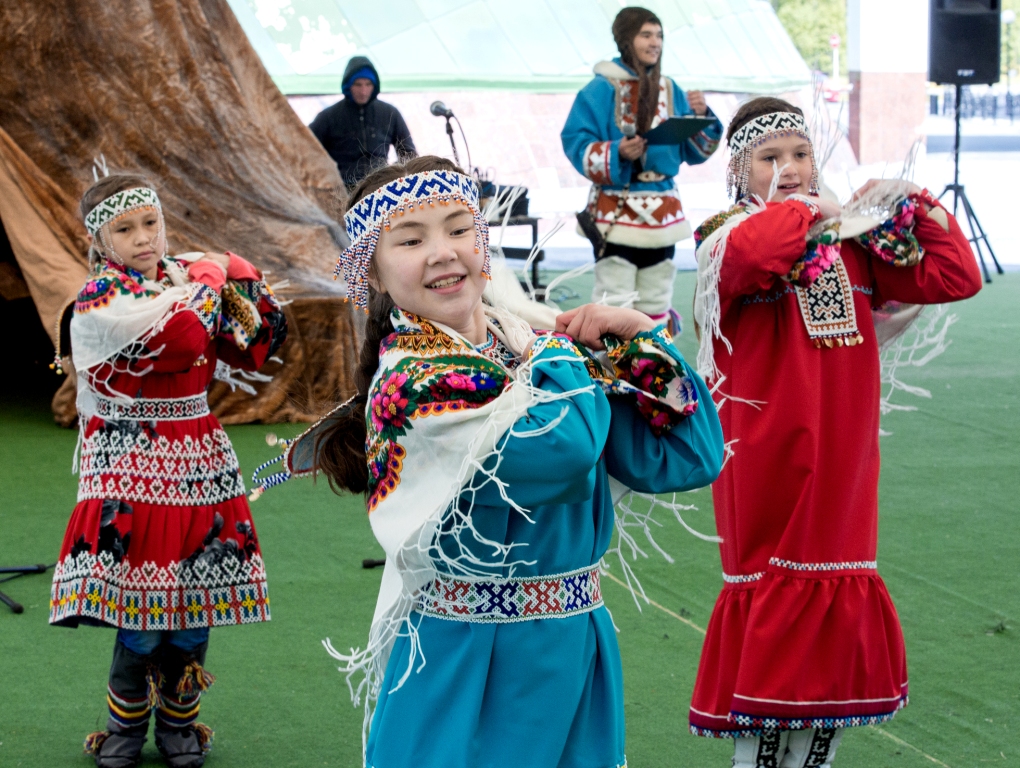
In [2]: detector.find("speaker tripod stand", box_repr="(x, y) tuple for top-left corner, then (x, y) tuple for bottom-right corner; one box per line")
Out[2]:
(0, 564), (52, 613)
(938, 83), (1004, 284)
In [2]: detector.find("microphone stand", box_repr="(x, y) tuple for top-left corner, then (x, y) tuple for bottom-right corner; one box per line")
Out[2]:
(0, 564), (52, 613)
(444, 115), (461, 167)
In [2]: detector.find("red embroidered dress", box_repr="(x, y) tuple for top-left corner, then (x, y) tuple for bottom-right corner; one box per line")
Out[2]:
(689, 194), (982, 736)
(50, 255), (285, 631)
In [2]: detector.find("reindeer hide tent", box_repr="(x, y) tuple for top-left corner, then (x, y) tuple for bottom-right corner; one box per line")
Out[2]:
(0, 0), (359, 426)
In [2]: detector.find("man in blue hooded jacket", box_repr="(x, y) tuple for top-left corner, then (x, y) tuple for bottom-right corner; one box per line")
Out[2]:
(310, 56), (416, 188)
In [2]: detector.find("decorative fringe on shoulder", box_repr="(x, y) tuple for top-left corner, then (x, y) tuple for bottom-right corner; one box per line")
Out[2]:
(693, 198), (763, 381)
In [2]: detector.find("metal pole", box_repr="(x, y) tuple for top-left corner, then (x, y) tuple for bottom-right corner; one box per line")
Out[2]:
(953, 83), (962, 214)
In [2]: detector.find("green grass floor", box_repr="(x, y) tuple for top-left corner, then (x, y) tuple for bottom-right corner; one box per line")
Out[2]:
(1, 272), (1017, 767)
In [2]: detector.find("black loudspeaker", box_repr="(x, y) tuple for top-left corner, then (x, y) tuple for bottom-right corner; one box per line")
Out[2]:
(929, 0), (1001, 85)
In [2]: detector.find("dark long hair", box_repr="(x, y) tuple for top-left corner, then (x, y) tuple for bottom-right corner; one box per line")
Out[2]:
(612, 7), (663, 135)
(315, 155), (466, 495)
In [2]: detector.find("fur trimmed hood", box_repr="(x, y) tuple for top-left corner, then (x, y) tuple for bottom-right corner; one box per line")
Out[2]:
(593, 58), (637, 80)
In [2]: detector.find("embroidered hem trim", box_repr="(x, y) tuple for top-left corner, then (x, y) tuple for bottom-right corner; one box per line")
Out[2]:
(689, 697), (907, 739)
(418, 565), (603, 623)
(50, 551), (270, 629)
(93, 393), (210, 421)
(769, 557), (878, 573)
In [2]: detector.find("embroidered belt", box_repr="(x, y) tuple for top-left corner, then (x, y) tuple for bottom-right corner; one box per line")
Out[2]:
(418, 565), (603, 623)
(722, 571), (764, 584)
(93, 393), (210, 421)
(769, 557), (877, 572)
(723, 558), (878, 584)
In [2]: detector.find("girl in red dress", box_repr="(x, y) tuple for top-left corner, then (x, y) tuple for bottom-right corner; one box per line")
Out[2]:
(688, 98), (982, 767)
(49, 174), (287, 768)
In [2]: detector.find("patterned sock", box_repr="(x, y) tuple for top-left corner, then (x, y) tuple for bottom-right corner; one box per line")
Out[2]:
(780, 728), (844, 768)
(155, 640), (212, 732)
(104, 639), (157, 734)
(733, 731), (791, 768)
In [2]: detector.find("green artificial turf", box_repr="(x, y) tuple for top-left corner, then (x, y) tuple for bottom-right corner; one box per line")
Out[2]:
(0, 272), (1017, 768)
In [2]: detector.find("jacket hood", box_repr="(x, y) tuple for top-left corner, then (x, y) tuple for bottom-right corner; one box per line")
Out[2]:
(342, 56), (380, 103)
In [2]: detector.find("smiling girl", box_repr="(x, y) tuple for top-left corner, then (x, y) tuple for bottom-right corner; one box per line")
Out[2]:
(50, 174), (286, 768)
(265, 155), (723, 767)
(688, 97), (982, 767)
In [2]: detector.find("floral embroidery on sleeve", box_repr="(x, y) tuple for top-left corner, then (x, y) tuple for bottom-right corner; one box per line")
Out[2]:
(855, 195), (925, 267)
(786, 218), (841, 287)
(602, 325), (699, 436)
(186, 283), (221, 335)
(219, 278), (282, 350)
(694, 202), (748, 249)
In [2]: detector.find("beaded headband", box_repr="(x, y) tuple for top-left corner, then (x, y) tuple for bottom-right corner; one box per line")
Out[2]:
(333, 170), (490, 311)
(726, 111), (818, 200)
(84, 187), (161, 235)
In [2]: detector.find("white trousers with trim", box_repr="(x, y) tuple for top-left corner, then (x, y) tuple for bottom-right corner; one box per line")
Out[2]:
(591, 256), (676, 316)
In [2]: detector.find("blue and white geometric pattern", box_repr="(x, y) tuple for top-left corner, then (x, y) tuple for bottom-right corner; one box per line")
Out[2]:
(84, 187), (162, 235)
(343, 170), (479, 247)
(333, 170), (491, 311)
(418, 565), (603, 623)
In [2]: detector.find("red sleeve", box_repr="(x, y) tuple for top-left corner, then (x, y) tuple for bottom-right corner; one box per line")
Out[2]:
(225, 251), (262, 281)
(868, 201), (983, 306)
(187, 261), (226, 292)
(719, 200), (820, 300)
(215, 293), (285, 371)
(145, 285), (221, 372)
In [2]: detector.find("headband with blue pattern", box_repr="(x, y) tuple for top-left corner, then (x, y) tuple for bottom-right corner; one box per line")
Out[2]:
(333, 170), (490, 311)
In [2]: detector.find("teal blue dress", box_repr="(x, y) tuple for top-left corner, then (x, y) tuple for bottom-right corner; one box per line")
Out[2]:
(365, 327), (723, 768)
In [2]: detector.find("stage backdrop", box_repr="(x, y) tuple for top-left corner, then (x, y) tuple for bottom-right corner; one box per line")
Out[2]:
(227, 0), (812, 95)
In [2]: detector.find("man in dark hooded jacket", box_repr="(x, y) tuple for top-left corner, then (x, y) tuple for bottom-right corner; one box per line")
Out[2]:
(309, 56), (416, 188)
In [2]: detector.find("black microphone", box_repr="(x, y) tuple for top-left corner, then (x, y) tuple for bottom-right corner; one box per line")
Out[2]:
(430, 100), (454, 118)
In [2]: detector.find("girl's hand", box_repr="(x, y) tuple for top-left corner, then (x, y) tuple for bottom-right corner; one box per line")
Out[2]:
(555, 304), (657, 351)
(619, 136), (648, 161)
(199, 251), (231, 271)
(851, 179), (922, 206)
(687, 90), (708, 116)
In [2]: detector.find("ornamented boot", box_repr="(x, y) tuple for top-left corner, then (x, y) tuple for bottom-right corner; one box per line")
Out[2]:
(154, 641), (215, 768)
(84, 641), (159, 768)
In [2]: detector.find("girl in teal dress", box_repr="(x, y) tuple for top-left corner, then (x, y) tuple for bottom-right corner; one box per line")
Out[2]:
(257, 155), (724, 768)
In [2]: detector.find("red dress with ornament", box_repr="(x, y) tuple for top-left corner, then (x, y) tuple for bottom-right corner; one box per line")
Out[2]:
(50, 254), (286, 632)
(688, 192), (982, 737)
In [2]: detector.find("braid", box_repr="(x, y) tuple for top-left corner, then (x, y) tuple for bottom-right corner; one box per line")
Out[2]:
(612, 6), (663, 135)
(314, 156), (461, 495)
